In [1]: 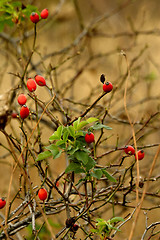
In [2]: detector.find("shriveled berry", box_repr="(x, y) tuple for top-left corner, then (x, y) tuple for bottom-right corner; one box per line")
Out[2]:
(100, 74), (105, 84)
(65, 217), (76, 228)
(20, 105), (29, 119)
(11, 112), (17, 118)
(0, 198), (6, 209)
(35, 75), (46, 86)
(17, 94), (27, 105)
(124, 145), (135, 155)
(30, 12), (39, 23)
(85, 132), (94, 144)
(103, 82), (113, 93)
(27, 78), (37, 92)
(40, 9), (49, 19)
(38, 188), (47, 201)
(71, 224), (79, 232)
(135, 150), (145, 160)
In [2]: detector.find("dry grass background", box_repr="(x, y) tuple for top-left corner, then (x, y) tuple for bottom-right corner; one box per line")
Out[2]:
(0, 0), (160, 239)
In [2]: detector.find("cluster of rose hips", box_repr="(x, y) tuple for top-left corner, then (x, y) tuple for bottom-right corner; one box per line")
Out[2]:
(124, 145), (145, 160)
(17, 75), (46, 119)
(30, 8), (49, 23)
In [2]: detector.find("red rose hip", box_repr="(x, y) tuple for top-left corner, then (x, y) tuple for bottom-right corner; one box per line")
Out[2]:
(85, 132), (94, 144)
(135, 150), (145, 160)
(0, 198), (6, 209)
(103, 82), (113, 93)
(20, 105), (29, 119)
(30, 12), (39, 23)
(27, 78), (37, 92)
(40, 9), (49, 19)
(35, 75), (46, 86)
(17, 94), (27, 105)
(38, 188), (48, 201)
(124, 145), (135, 155)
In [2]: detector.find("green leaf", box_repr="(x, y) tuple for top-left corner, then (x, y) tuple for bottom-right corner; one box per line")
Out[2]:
(36, 151), (52, 161)
(0, 21), (5, 32)
(76, 121), (88, 130)
(49, 132), (60, 141)
(57, 125), (63, 138)
(63, 129), (69, 142)
(87, 117), (98, 123)
(67, 146), (79, 155)
(49, 126), (63, 141)
(65, 162), (84, 173)
(56, 140), (65, 146)
(92, 122), (112, 130)
(85, 157), (96, 171)
(91, 169), (103, 179)
(102, 169), (117, 182)
(67, 125), (75, 137)
(12, 2), (21, 7)
(74, 150), (89, 165)
(45, 144), (61, 159)
(109, 217), (124, 224)
(75, 131), (84, 137)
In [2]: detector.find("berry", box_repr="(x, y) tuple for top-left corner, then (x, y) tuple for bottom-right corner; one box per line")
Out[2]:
(38, 188), (47, 201)
(65, 217), (76, 228)
(35, 75), (46, 86)
(85, 132), (94, 144)
(0, 198), (6, 209)
(55, 181), (59, 187)
(20, 105), (29, 119)
(30, 12), (39, 23)
(71, 224), (79, 232)
(100, 74), (105, 84)
(135, 150), (145, 160)
(40, 9), (49, 19)
(124, 145), (135, 155)
(11, 112), (17, 118)
(27, 78), (37, 92)
(17, 94), (27, 105)
(103, 82), (113, 93)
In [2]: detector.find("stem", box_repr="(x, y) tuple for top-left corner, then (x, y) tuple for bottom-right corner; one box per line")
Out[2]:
(21, 23), (37, 84)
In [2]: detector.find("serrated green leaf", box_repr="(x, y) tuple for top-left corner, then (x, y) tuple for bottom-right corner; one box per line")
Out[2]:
(65, 162), (82, 173)
(92, 122), (112, 130)
(45, 144), (61, 159)
(67, 146), (79, 155)
(102, 169), (117, 182)
(86, 117), (98, 123)
(91, 169), (103, 179)
(36, 151), (52, 161)
(74, 150), (89, 165)
(85, 157), (96, 171)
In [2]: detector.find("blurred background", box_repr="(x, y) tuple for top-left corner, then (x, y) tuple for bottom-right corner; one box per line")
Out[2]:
(0, 0), (160, 239)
